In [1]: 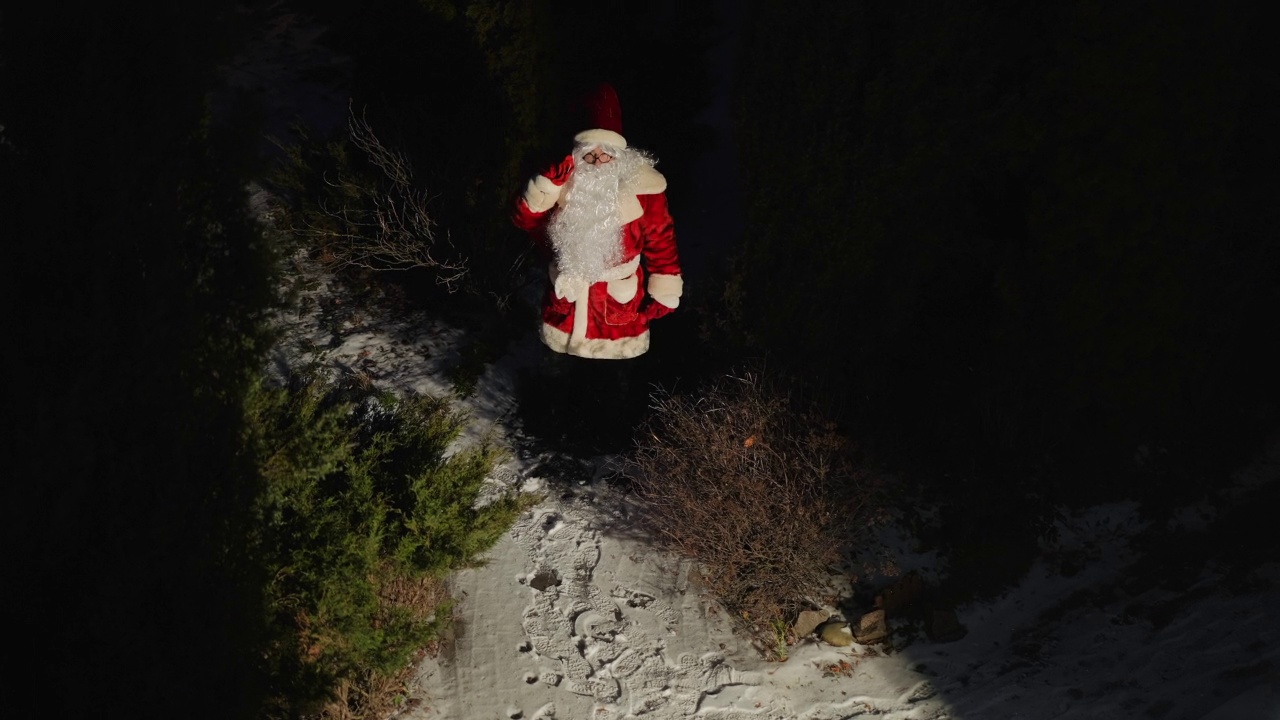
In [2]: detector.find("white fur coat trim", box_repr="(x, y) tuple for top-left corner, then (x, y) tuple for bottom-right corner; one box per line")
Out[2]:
(624, 165), (667, 196)
(617, 167), (668, 223)
(541, 323), (650, 360)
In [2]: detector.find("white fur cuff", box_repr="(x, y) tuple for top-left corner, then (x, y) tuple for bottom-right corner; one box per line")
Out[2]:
(647, 273), (683, 308)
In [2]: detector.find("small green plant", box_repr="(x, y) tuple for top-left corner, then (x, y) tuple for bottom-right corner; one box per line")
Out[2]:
(768, 615), (791, 661)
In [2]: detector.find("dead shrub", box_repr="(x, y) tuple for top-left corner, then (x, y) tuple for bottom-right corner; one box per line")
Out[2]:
(270, 103), (469, 290)
(626, 371), (886, 633)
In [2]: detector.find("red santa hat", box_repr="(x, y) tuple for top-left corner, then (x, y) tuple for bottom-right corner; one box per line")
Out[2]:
(572, 82), (627, 150)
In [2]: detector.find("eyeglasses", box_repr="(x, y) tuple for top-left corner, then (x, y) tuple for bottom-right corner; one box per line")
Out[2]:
(582, 150), (614, 165)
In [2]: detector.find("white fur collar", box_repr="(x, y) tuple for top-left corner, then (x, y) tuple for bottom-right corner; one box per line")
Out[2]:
(622, 165), (667, 196)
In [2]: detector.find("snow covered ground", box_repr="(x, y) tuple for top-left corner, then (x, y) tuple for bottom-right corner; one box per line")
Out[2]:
(264, 250), (1280, 720)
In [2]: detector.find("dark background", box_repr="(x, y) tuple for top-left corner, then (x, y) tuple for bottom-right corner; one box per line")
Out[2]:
(3, 0), (1277, 717)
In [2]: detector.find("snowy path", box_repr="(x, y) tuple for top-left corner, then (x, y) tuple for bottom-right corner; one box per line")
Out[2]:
(427, 495), (764, 720)
(409, 482), (949, 720)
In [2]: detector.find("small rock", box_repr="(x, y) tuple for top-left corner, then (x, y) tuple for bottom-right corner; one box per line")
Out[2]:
(818, 620), (854, 647)
(793, 609), (830, 638)
(529, 569), (561, 592)
(853, 609), (889, 645)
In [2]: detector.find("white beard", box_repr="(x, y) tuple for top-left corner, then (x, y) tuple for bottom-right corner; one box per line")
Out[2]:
(548, 155), (623, 284)
(547, 145), (651, 284)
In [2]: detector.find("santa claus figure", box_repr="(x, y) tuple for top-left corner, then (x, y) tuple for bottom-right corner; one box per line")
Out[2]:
(513, 83), (683, 360)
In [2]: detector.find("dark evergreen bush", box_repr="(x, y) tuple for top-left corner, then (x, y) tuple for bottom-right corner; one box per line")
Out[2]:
(730, 0), (1280, 502)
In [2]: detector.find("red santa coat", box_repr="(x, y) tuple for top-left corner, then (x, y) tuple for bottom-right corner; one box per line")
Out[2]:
(513, 153), (683, 360)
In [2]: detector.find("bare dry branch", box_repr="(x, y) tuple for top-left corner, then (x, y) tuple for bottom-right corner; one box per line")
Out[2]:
(289, 102), (470, 291)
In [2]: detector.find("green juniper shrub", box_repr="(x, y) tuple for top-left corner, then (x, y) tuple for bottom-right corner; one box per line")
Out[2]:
(241, 370), (534, 716)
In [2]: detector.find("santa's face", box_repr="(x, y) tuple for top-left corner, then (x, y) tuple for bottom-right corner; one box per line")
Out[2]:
(580, 147), (614, 166)
(547, 144), (627, 283)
